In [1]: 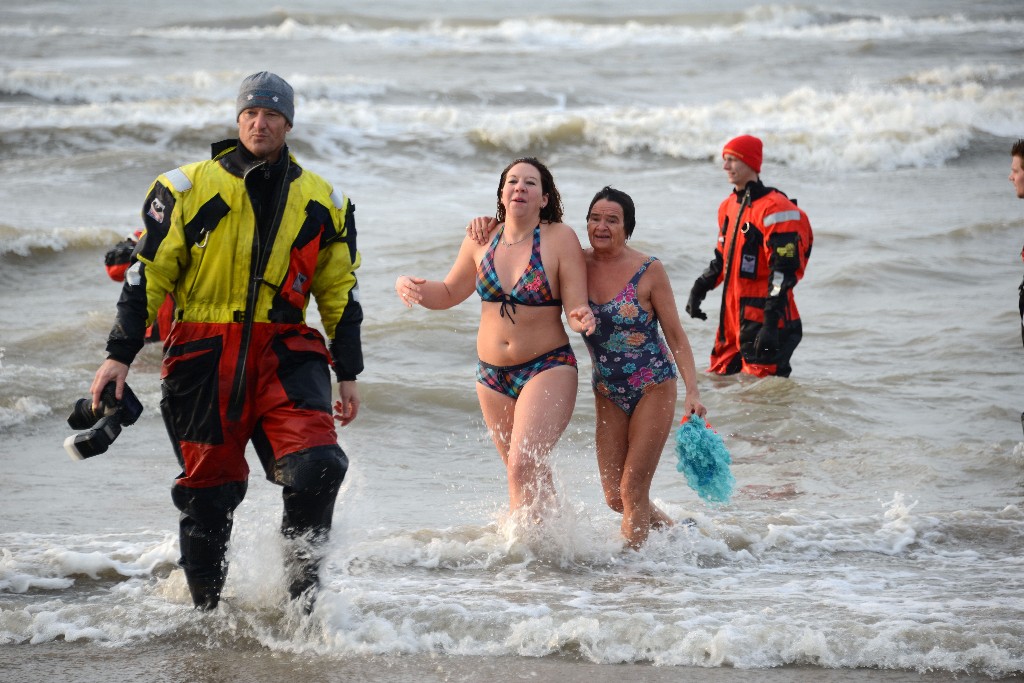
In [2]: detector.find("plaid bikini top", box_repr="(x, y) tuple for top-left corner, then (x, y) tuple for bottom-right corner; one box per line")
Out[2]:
(475, 224), (561, 323)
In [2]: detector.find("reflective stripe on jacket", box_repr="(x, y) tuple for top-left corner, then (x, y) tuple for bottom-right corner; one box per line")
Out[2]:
(106, 141), (362, 380)
(708, 181), (812, 375)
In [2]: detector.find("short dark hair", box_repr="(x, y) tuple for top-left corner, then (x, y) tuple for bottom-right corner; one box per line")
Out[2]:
(1013, 139), (1024, 159)
(586, 186), (636, 239)
(495, 157), (563, 223)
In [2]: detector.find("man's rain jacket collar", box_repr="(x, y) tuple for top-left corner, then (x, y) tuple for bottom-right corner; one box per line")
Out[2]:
(733, 179), (772, 203)
(209, 138), (300, 181)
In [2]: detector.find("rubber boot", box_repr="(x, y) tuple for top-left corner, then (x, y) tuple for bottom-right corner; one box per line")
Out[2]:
(274, 445), (348, 612)
(285, 543), (321, 614)
(187, 574), (226, 611)
(171, 480), (246, 611)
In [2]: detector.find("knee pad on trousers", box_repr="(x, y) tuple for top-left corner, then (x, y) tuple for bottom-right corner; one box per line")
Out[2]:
(274, 444), (348, 539)
(171, 480), (247, 609)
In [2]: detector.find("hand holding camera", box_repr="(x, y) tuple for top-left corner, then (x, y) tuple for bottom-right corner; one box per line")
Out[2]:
(63, 381), (143, 460)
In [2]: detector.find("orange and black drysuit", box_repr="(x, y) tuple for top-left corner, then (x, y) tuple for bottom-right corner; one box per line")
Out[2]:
(105, 139), (362, 609)
(687, 180), (812, 377)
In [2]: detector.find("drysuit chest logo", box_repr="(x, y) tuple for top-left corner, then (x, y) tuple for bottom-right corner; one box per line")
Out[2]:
(147, 197), (166, 223)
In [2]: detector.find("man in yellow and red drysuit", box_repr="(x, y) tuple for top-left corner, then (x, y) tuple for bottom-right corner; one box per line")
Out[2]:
(685, 135), (812, 377)
(90, 72), (363, 611)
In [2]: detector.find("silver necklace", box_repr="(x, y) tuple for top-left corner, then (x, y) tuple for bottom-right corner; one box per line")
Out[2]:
(501, 228), (532, 247)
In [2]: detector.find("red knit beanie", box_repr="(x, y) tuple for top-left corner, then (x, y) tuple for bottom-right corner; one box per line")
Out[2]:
(722, 135), (763, 174)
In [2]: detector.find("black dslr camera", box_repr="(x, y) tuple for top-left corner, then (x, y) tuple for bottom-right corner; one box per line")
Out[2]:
(63, 381), (144, 460)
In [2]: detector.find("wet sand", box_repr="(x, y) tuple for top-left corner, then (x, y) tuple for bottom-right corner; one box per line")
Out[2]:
(3, 641), (1019, 683)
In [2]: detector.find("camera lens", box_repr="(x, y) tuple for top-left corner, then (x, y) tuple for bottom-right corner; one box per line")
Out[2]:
(64, 381), (144, 460)
(116, 383), (144, 426)
(67, 398), (100, 430)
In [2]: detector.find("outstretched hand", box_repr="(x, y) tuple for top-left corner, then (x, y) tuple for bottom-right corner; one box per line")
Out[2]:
(395, 275), (426, 307)
(568, 306), (597, 336)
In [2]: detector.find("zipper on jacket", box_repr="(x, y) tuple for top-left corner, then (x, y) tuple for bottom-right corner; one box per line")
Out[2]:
(717, 187), (751, 344)
(226, 156), (290, 421)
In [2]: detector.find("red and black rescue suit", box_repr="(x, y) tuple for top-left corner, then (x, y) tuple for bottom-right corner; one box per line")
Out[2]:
(688, 180), (813, 377)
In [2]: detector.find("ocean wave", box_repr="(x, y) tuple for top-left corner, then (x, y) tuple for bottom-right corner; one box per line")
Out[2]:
(0, 532), (176, 595)
(2, 500), (1022, 675)
(0, 68), (388, 107)
(2, 7), (1021, 50)
(0, 395), (51, 432)
(1, 78), (1018, 173)
(899, 62), (1024, 88)
(0, 224), (121, 256)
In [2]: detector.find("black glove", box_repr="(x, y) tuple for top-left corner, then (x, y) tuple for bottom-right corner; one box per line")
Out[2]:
(753, 311), (780, 360)
(686, 280), (710, 320)
(104, 240), (134, 267)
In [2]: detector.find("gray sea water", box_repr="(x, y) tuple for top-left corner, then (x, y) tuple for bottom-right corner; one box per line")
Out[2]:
(2, 1), (1024, 680)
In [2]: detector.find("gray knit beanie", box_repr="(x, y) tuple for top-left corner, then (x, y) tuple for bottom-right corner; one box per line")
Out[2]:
(236, 71), (294, 124)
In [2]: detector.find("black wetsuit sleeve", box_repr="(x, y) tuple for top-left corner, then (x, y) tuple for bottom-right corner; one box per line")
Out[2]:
(696, 251), (724, 291)
(324, 201), (363, 382)
(329, 298), (364, 381)
(105, 266), (150, 365)
(105, 181), (176, 365)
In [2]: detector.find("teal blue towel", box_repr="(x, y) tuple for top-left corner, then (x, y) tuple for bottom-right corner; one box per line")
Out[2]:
(675, 414), (734, 504)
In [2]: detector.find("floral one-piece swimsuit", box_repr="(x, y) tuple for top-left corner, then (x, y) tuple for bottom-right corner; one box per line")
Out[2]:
(582, 257), (677, 415)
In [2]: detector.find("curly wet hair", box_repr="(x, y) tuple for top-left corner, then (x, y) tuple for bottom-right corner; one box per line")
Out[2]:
(494, 157), (563, 224)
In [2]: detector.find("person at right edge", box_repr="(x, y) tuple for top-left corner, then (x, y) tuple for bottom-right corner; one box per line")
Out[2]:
(1009, 138), (1024, 434)
(89, 71), (363, 611)
(686, 135), (813, 377)
(1010, 139), (1024, 347)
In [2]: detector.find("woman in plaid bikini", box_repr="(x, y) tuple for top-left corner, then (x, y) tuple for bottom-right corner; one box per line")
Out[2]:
(395, 158), (595, 518)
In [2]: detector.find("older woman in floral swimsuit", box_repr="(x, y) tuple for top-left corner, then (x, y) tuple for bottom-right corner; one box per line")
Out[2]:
(582, 186), (705, 548)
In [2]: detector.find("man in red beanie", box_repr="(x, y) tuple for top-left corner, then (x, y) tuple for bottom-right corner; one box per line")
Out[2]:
(685, 135), (813, 377)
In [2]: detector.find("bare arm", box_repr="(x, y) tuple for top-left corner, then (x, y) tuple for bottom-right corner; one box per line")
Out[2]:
(552, 224), (595, 336)
(648, 260), (706, 417)
(395, 235), (481, 310)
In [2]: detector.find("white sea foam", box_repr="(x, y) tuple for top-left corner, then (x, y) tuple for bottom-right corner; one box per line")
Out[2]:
(2, 8), (1021, 51)
(0, 494), (1021, 674)
(0, 396), (51, 431)
(2, 79), (1016, 172)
